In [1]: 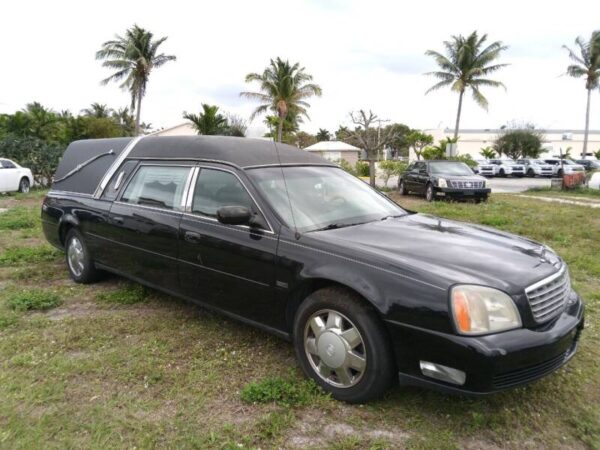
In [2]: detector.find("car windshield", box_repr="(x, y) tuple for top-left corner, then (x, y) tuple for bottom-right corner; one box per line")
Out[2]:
(504, 161), (520, 165)
(428, 162), (474, 176)
(247, 166), (407, 233)
(533, 160), (545, 164)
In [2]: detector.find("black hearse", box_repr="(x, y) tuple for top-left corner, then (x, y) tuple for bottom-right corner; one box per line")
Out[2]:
(42, 136), (584, 402)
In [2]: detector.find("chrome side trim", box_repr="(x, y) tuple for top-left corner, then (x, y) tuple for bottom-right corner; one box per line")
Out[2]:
(47, 190), (94, 199)
(180, 167), (198, 211)
(94, 135), (144, 198)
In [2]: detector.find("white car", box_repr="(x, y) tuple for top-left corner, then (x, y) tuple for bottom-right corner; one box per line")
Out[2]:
(516, 159), (555, 177)
(542, 159), (586, 177)
(0, 158), (34, 193)
(478, 159), (526, 177)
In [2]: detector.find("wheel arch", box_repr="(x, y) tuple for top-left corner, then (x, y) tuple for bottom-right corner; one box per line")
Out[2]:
(58, 214), (80, 247)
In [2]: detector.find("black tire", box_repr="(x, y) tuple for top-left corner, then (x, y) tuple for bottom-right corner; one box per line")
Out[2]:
(64, 229), (100, 284)
(18, 177), (30, 193)
(527, 169), (535, 178)
(293, 287), (395, 403)
(425, 183), (435, 202)
(557, 169), (563, 178)
(398, 180), (407, 195)
(499, 169), (506, 177)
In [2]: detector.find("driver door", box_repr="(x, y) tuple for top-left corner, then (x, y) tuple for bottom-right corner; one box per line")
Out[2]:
(178, 166), (280, 327)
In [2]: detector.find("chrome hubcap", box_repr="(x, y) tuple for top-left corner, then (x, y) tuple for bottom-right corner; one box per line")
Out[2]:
(21, 181), (29, 193)
(67, 237), (85, 277)
(304, 309), (366, 388)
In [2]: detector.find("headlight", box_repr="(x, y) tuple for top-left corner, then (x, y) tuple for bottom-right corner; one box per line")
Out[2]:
(437, 178), (447, 188)
(450, 285), (521, 335)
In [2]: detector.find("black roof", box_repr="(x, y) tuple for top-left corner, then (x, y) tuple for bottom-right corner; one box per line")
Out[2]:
(51, 136), (332, 195)
(130, 136), (331, 168)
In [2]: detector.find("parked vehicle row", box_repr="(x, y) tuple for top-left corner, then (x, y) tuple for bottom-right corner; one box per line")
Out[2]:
(0, 158), (33, 193)
(474, 158), (586, 178)
(42, 137), (584, 402)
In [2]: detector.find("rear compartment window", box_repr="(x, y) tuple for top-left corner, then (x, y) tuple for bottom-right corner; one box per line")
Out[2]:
(121, 165), (191, 210)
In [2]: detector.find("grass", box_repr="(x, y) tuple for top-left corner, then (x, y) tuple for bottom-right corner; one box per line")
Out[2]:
(0, 190), (598, 449)
(6, 288), (63, 311)
(0, 206), (38, 230)
(525, 186), (600, 199)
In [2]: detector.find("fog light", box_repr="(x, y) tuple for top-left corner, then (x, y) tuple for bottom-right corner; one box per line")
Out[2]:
(420, 361), (466, 386)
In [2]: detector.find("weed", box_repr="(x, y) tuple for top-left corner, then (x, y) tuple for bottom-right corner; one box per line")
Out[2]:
(6, 289), (62, 311)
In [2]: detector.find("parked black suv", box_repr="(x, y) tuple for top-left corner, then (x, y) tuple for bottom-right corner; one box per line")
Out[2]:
(42, 137), (583, 402)
(398, 160), (490, 202)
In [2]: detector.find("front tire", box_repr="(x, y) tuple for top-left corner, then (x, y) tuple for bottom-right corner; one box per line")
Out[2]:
(499, 169), (506, 177)
(527, 169), (535, 178)
(398, 180), (407, 195)
(293, 287), (395, 403)
(65, 229), (100, 284)
(18, 177), (30, 193)
(425, 183), (435, 202)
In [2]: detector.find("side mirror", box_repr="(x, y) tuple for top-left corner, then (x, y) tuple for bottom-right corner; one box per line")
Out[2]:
(216, 206), (252, 225)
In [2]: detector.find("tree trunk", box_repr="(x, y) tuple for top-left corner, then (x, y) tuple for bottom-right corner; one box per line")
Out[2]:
(453, 90), (464, 139)
(369, 159), (376, 187)
(135, 91), (142, 136)
(582, 88), (591, 159)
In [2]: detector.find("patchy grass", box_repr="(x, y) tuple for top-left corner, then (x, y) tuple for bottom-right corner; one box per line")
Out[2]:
(0, 206), (38, 230)
(0, 190), (598, 449)
(241, 375), (323, 407)
(96, 282), (150, 305)
(6, 289), (63, 311)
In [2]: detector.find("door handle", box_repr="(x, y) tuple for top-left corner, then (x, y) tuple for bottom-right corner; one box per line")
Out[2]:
(184, 231), (202, 243)
(112, 216), (124, 225)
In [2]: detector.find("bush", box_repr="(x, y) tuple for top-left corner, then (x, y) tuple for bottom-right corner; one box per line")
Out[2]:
(379, 160), (407, 187)
(7, 289), (62, 311)
(449, 154), (477, 168)
(0, 137), (65, 187)
(240, 376), (322, 407)
(422, 146), (445, 160)
(494, 127), (544, 159)
(336, 158), (356, 176)
(355, 161), (370, 177)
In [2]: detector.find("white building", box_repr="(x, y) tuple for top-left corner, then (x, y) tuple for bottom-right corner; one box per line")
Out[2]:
(304, 141), (362, 165)
(410, 128), (600, 160)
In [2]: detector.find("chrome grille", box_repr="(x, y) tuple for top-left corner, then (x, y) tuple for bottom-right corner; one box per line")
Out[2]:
(449, 180), (485, 189)
(525, 267), (570, 323)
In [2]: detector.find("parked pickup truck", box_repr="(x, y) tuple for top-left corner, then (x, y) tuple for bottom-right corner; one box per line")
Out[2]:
(516, 159), (555, 177)
(542, 159), (586, 177)
(478, 159), (526, 177)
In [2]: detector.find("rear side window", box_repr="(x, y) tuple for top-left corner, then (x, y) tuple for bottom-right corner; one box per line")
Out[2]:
(192, 168), (254, 217)
(1, 160), (16, 169)
(121, 165), (191, 210)
(101, 160), (138, 201)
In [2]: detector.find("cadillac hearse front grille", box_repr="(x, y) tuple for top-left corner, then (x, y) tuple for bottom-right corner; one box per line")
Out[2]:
(525, 266), (570, 323)
(449, 180), (485, 189)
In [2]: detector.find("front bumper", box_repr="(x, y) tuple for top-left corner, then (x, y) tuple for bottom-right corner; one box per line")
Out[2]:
(386, 294), (584, 395)
(434, 187), (491, 198)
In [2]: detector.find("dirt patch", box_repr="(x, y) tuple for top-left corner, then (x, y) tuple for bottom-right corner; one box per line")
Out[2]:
(35, 301), (100, 321)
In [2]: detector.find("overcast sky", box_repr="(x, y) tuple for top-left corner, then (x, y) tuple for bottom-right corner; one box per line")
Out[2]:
(2, 0), (600, 137)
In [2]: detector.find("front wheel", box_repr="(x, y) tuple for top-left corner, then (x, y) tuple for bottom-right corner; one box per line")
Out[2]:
(425, 183), (435, 202)
(499, 169), (506, 177)
(18, 177), (30, 193)
(527, 169), (535, 177)
(293, 287), (395, 403)
(65, 229), (100, 284)
(398, 180), (407, 195)
(557, 169), (563, 178)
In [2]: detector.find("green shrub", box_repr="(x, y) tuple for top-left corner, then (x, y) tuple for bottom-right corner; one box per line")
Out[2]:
(379, 160), (407, 187)
(422, 146), (445, 160)
(336, 158), (357, 176)
(355, 161), (370, 177)
(7, 289), (62, 311)
(0, 245), (60, 266)
(240, 376), (321, 407)
(96, 283), (149, 304)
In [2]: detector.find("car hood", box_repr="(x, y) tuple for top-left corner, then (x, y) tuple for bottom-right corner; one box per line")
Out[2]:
(309, 213), (561, 294)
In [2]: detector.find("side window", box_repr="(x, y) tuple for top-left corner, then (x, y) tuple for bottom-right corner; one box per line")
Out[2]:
(192, 168), (254, 217)
(121, 165), (191, 210)
(2, 160), (16, 169)
(407, 163), (416, 172)
(101, 160), (138, 201)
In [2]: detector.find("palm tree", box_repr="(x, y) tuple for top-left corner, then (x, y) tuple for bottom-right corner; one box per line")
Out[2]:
(96, 25), (176, 135)
(183, 104), (229, 135)
(425, 31), (508, 138)
(316, 128), (331, 141)
(241, 58), (322, 142)
(81, 103), (113, 118)
(563, 31), (600, 158)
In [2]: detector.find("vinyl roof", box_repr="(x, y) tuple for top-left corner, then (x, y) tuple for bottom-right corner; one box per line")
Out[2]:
(129, 136), (332, 168)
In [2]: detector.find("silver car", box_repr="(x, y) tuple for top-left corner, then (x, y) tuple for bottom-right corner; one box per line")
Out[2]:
(517, 159), (554, 177)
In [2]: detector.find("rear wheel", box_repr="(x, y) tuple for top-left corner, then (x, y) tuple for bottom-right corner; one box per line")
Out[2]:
(398, 180), (407, 195)
(425, 183), (434, 202)
(65, 229), (100, 284)
(527, 169), (535, 177)
(499, 169), (506, 177)
(293, 287), (395, 403)
(18, 177), (30, 193)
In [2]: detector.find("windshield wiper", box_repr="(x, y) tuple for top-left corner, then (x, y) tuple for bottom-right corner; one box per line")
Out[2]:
(309, 222), (366, 232)
(380, 214), (405, 221)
